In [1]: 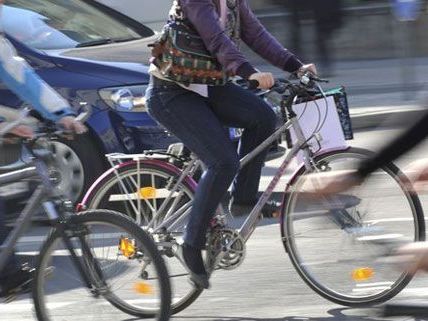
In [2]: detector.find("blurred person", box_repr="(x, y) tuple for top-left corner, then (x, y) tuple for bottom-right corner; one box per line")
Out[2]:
(286, 0), (310, 59)
(304, 105), (428, 275)
(305, 108), (428, 195)
(147, 0), (316, 288)
(0, 0), (86, 297)
(311, 0), (343, 76)
(285, 0), (343, 76)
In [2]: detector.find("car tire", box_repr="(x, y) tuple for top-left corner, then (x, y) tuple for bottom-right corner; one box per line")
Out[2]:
(51, 134), (105, 203)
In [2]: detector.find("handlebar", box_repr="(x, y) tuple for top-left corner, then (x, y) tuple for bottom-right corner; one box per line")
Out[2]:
(246, 72), (331, 119)
(0, 105), (92, 142)
(247, 72), (329, 92)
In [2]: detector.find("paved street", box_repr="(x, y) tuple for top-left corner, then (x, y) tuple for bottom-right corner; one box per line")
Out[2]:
(4, 1), (428, 320)
(3, 126), (428, 321)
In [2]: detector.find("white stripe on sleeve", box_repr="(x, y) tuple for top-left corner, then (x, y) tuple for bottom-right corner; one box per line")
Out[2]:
(0, 37), (25, 83)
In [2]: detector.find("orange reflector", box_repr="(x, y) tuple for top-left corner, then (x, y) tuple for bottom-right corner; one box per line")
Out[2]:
(119, 237), (136, 258)
(134, 282), (154, 295)
(139, 187), (157, 199)
(352, 267), (374, 281)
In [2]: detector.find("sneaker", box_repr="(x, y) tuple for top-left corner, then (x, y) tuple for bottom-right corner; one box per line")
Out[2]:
(0, 264), (34, 299)
(177, 244), (209, 289)
(261, 200), (282, 218)
(229, 200), (281, 218)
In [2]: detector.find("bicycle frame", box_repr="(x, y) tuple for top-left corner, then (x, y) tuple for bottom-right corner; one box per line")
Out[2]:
(0, 144), (103, 290)
(87, 83), (348, 247)
(238, 115), (313, 242)
(148, 96), (341, 244)
(0, 163), (42, 272)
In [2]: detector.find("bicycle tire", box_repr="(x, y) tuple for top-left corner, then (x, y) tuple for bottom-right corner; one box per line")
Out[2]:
(81, 161), (203, 315)
(81, 160), (196, 229)
(32, 210), (171, 321)
(281, 147), (425, 307)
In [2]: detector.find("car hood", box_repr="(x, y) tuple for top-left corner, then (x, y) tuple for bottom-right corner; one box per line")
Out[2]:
(45, 36), (158, 84)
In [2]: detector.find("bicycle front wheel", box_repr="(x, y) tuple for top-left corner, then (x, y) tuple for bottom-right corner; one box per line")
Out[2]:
(33, 210), (171, 321)
(282, 147), (425, 306)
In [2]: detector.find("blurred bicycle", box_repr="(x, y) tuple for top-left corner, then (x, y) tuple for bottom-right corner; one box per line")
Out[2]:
(0, 109), (171, 321)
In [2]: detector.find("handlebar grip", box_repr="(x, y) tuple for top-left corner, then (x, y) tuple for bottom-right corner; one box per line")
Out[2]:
(247, 79), (259, 90)
(311, 75), (329, 83)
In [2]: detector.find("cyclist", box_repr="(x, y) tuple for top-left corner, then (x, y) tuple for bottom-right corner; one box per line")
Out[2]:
(146, 0), (316, 288)
(0, 4), (86, 297)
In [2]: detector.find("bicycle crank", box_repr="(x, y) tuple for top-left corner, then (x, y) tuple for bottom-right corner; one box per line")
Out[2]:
(206, 228), (246, 271)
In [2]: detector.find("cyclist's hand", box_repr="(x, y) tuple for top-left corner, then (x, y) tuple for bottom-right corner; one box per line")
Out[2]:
(3, 124), (34, 138)
(249, 72), (274, 90)
(297, 63), (318, 78)
(404, 158), (428, 192)
(396, 243), (428, 276)
(58, 116), (87, 134)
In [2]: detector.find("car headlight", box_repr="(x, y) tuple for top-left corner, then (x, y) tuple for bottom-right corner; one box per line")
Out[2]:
(99, 85), (148, 112)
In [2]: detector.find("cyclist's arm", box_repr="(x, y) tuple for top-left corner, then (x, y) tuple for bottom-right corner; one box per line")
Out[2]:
(358, 110), (428, 178)
(0, 35), (75, 122)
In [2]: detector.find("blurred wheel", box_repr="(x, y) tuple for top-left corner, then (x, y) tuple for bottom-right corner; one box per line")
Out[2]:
(282, 147), (425, 306)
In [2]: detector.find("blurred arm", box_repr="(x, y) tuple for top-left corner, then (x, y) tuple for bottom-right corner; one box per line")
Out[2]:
(0, 35), (75, 122)
(358, 111), (428, 178)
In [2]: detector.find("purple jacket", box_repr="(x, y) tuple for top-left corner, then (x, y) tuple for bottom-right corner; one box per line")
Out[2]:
(180, 0), (303, 79)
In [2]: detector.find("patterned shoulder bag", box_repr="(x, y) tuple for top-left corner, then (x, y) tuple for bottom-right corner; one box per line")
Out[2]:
(149, 0), (233, 86)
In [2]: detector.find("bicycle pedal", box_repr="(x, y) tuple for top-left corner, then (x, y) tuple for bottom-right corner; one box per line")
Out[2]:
(14, 281), (32, 294)
(3, 293), (17, 304)
(1, 285), (28, 303)
(44, 266), (55, 278)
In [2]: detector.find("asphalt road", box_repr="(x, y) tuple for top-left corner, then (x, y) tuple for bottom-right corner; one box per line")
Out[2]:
(3, 127), (428, 321)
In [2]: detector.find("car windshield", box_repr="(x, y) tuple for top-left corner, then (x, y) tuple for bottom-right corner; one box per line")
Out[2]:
(2, 0), (152, 50)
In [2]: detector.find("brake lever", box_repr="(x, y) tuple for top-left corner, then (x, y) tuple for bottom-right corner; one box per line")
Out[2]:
(300, 73), (329, 86)
(75, 104), (92, 123)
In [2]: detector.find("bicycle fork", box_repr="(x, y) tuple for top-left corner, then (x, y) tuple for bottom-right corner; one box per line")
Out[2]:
(44, 202), (108, 296)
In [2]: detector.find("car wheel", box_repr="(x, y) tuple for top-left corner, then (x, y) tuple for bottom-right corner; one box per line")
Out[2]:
(49, 135), (105, 203)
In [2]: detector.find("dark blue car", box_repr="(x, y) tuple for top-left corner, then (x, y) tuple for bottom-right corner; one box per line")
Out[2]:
(1, 0), (181, 201)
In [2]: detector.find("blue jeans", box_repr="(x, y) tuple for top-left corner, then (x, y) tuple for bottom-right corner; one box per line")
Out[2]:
(146, 78), (276, 249)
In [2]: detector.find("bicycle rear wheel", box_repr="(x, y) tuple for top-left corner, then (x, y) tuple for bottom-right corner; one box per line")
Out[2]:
(33, 210), (171, 321)
(282, 147), (425, 306)
(81, 161), (203, 315)
(82, 160), (196, 231)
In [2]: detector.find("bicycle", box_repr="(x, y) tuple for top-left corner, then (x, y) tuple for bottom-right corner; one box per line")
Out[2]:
(0, 109), (171, 321)
(79, 75), (425, 314)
